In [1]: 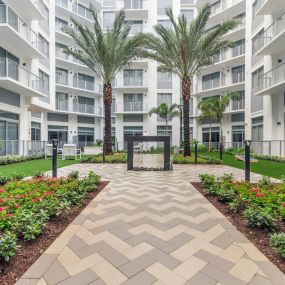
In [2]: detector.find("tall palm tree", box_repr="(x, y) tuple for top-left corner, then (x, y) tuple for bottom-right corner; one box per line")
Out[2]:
(63, 6), (146, 154)
(149, 103), (180, 135)
(143, 4), (238, 156)
(198, 98), (216, 151)
(209, 93), (240, 145)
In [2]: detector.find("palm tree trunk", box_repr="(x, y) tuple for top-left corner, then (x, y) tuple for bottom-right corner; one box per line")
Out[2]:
(103, 83), (113, 155)
(182, 78), (191, 156)
(209, 122), (212, 152)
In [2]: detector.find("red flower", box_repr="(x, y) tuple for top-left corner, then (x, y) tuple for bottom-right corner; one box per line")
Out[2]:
(6, 213), (13, 217)
(38, 177), (43, 181)
(0, 198), (4, 203)
(0, 189), (5, 193)
(256, 193), (264, 197)
(281, 203), (285, 208)
(0, 207), (4, 212)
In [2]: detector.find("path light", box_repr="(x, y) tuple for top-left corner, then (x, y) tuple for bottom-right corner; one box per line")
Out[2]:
(245, 140), (252, 182)
(51, 139), (58, 178)
(194, 142), (198, 164)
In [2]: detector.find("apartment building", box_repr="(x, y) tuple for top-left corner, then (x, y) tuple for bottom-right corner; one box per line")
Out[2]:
(0, 0), (284, 156)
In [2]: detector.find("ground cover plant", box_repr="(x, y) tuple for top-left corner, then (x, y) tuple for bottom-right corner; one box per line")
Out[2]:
(199, 173), (285, 264)
(0, 171), (101, 264)
(81, 152), (127, 163)
(173, 154), (222, 164)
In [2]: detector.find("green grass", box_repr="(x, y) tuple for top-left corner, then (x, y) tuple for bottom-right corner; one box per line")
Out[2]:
(0, 159), (79, 178)
(200, 151), (285, 179)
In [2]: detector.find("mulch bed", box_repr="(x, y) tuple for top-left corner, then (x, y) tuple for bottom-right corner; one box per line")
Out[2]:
(192, 182), (285, 274)
(0, 181), (109, 285)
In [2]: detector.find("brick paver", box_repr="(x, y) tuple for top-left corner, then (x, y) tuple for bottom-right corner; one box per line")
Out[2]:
(17, 164), (285, 285)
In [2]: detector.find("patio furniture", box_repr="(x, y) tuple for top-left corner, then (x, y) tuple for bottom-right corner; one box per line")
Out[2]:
(62, 144), (81, 160)
(134, 143), (143, 154)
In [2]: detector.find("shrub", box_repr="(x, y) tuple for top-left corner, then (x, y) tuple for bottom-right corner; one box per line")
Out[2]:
(243, 206), (276, 231)
(0, 154), (44, 166)
(0, 231), (18, 262)
(32, 170), (45, 178)
(68, 170), (79, 179)
(80, 171), (101, 192)
(270, 233), (285, 259)
(0, 174), (10, 185)
(228, 198), (242, 213)
(217, 187), (236, 202)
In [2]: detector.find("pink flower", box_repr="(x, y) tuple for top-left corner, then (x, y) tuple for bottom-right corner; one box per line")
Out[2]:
(0, 189), (5, 193)
(0, 207), (4, 212)
(38, 177), (43, 181)
(6, 213), (13, 217)
(281, 203), (285, 208)
(0, 198), (4, 203)
(256, 193), (264, 197)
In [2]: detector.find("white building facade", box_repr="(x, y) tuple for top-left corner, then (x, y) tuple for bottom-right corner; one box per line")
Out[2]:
(0, 0), (284, 156)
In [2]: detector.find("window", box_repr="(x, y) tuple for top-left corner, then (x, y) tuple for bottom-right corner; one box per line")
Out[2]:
(157, 125), (172, 146)
(252, 29), (264, 54)
(128, 20), (143, 35)
(124, 69), (143, 86)
(231, 113), (245, 123)
(180, 10), (194, 22)
(231, 90), (245, 110)
(202, 72), (220, 90)
(232, 39), (245, 57)
(211, 1), (221, 15)
(55, 0), (68, 8)
(55, 42), (68, 59)
(48, 125), (68, 143)
(31, 122), (41, 141)
(56, 68), (68, 85)
(103, 11), (115, 29)
(202, 127), (220, 146)
(77, 4), (92, 20)
(232, 65), (245, 84)
(56, 92), (68, 111)
(73, 73), (94, 90)
(252, 116), (263, 141)
(157, 71), (172, 89)
(38, 34), (49, 58)
(55, 17), (68, 32)
(124, 0), (143, 9)
(39, 70), (49, 94)
(74, 96), (94, 113)
(157, 0), (172, 15)
(157, 93), (172, 122)
(232, 125), (244, 148)
(180, 0), (194, 4)
(124, 94), (143, 112)
(43, 4), (49, 25)
(103, 0), (116, 6)
(252, 66), (264, 89)
(123, 126), (143, 149)
(78, 127), (94, 148)
(157, 20), (172, 29)
(0, 47), (19, 80)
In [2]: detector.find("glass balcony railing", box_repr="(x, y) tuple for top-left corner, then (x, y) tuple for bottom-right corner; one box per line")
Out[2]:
(256, 63), (285, 92)
(253, 11), (285, 54)
(123, 77), (146, 87)
(73, 103), (102, 115)
(56, 74), (68, 86)
(230, 99), (245, 111)
(55, 0), (68, 9)
(73, 78), (94, 91)
(232, 72), (245, 84)
(0, 4), (43, 54)
(0, 58), (47, 95)
(56, 49), (86, 66)
(116, 102), (148, 112)
(56, 100), (69, 111)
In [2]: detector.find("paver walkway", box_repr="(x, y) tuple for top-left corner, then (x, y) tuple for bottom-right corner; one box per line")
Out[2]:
(17, 164), (285, 285)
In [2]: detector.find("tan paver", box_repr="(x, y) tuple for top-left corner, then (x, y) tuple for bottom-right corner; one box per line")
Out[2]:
(17, 164), (285, 285)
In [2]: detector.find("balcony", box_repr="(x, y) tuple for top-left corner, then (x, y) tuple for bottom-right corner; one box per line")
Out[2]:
(0, 4), (45, 58)
(0, 58), (47, 97)
(7, 0), (47, 20)
(56, 76), (103, 96)
(73, 103), (103, 116)
(254, 12), (285, 55)
(56, 100), (69, 111)
(195, 73), (245, 96)
(226, 99), (245, 113)
(124, 0), (148, 20)
(129, 25), (144, 36)
(114, 76), (148, 92)
(225, 16), (246, 40)
(206, 0), (245, 29)
(255, 0), (284, 16)
(115, 102), (148, 114)
(255, 63), (285, 96)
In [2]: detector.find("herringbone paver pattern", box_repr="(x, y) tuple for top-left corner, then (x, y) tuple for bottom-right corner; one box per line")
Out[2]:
(17, 164), (285, 285)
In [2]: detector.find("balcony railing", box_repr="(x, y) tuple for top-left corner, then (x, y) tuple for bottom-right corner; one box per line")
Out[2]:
(73, 103), (102, 115)
(56, 75), (68, 86)
(55, 0), (68, 8)
(199, 73), (245, 92)
(129, 25), (143, 35)
(124, 77), (145, 86)
(73, 77), (94, 91)
(0, 58), (47, 94)
(124, 0), (144, 10)
(0, 4), (42, 53)
(253, 11), (285, 53)
(56, 100), (69, 111)
(116, 101), (148, 112)
(230, 99), (245, 111)
(210, 0), (243, 17)
(256, 63), (285, 92)
(56, 49), (86, 66)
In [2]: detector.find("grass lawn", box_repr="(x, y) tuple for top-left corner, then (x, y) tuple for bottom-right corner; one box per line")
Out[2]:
(0, 159), (79, 178)
(200, 151), (285, 179)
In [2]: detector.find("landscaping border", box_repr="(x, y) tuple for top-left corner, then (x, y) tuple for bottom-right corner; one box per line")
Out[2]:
(0, 181), (109, 285)
(192, 182), (285, 274)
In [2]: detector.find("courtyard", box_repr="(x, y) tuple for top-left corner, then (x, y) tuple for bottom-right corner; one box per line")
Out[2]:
(13, 163), (285, 285)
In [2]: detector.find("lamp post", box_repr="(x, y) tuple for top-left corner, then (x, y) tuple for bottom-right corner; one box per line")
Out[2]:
(51, 139), (58, 178)
(245, 140), (252, 182)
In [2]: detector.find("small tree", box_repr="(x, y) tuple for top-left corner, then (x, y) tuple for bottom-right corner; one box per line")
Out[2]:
(198, 98), (216, 151)
(149, 103), (180, 136)
(210, 93), (240, 145)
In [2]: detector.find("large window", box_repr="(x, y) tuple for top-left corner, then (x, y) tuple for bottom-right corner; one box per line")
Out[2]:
(232, 65), (245, 84)
(232, 39), (245, 57)
(38, 34), (49, 58)
(124, 94), (143, 112)
(252, 66), (264, 90)
(157, 0), (172, 15)
(77, 4), (92, 20)
(157, 125), (172, 147)
(157, 20), (172, 29)
(124, 69), (143, 86)
(202, 72), (220, 90)
(157, 71), (172, 89)
(0, 47), (19, 80)
(252, 116), (263, 141)
(48, 125), (68, 144)
(202, 127), (220, 148)
(39, 69), (49, 94)
(74, 96), (94, 114)
(56, 92), (68, 111)
(73, 73), (94, 91)
(128, 20), (143, 35)
(124, 0), (143, 9)
(103, 11), (115, 29)
(55, 17), (68, 32)
(31, 122), (41, 141)
(78, 127), (94, 148)
(232, 125), (244, 148)
(123, 126), (143, 149)
(56, 68), (68, 85)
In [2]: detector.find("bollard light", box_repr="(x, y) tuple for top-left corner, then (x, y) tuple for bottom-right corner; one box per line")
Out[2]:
(245, 140), (252, 182)
(51, 139), (58, 178)
(194, 142), (198, 164)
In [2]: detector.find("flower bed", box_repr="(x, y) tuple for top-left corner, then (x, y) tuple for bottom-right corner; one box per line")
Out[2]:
(0, 171), (101, 265)
(196, 174), (285, 272)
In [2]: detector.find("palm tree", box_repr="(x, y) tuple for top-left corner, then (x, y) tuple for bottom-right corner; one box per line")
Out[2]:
(198, 98), (217, 151)
(149, 103), (180, 136)
(63, 6), (146, 154)
(208, 93), (240, 145)
(143, 4), (238, 156)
